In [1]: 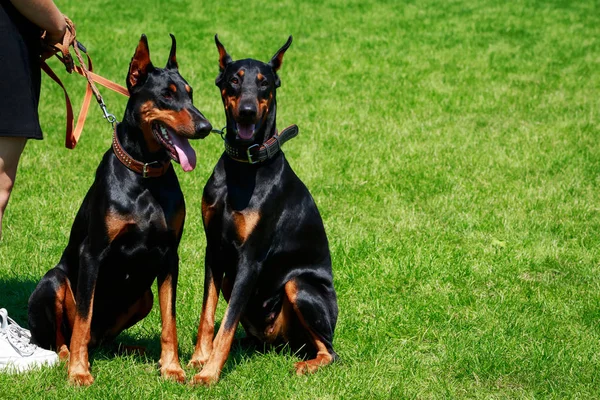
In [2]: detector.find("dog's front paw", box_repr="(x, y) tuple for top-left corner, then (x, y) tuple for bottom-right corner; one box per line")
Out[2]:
(68, 370), (94, 386)
(191, 370), (220, 386)
(294, 360), (321, 376)
(58, 344), (70, 361)
(188, 355), (208, 369)
(160, 365), (186, 383)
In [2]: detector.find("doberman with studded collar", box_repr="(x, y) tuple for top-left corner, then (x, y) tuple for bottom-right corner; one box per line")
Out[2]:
(189, 35), (338, 385)
(27, 34), (212, 386)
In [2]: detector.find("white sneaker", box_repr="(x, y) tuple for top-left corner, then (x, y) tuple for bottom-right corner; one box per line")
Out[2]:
(0, 308), (58, 373)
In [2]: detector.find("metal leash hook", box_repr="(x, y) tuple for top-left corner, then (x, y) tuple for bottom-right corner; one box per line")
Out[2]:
(99, 101), (117, 126)
(211, 126), (227, 140)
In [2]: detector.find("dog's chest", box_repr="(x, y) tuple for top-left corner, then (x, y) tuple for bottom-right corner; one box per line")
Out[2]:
(225, 208), (261, 244)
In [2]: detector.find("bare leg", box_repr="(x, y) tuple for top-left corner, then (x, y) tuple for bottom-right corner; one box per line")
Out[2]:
(0, 137), (27, 240)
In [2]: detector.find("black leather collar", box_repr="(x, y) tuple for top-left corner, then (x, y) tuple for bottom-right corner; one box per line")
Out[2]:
(224, 125), (299, 164)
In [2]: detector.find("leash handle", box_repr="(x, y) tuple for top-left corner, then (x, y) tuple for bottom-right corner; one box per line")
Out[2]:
(41, 15), (130, 149)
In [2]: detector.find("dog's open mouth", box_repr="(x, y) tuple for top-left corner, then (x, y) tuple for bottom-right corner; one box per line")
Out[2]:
(152, 123), (197, 172)
(236, 123), (256, 141)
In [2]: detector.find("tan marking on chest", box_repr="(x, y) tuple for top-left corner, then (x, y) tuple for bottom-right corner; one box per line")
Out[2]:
(106, 212), (136, 242)
(232, 210), (260, 243)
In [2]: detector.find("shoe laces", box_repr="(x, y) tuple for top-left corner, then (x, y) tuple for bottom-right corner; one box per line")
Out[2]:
(0, 316), (36, 356)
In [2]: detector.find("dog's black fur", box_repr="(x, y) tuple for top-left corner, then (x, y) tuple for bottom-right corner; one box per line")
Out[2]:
(27, 34), (211, 386)
(189, 35), (338, 385)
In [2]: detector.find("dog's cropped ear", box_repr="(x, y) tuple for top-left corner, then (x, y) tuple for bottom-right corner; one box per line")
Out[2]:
(215, 34), (232, 71)
(269, 36), (292, 73)
(215, 34), (232, 86)
(268, 36), (292, 87)
(127, 34), (154, 91)
(166, 33), (178, 70)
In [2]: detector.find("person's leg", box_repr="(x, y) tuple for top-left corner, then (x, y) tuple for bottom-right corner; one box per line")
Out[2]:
(0, 137), (27, 239)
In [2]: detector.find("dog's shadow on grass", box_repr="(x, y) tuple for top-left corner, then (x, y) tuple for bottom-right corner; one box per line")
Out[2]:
(0, 276), (38, 326)
(0, 277), (272, 379)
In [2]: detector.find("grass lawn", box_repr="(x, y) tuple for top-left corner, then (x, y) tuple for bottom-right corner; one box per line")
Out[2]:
(1, 0), (600, 398)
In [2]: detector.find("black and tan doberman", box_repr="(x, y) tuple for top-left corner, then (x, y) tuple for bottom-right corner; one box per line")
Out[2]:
(27, 34), (212, 386)
(189, 35), (338, 385)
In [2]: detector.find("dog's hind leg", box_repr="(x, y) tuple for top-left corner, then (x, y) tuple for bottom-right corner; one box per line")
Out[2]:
(283, 276), (338, 375)
(28, 267), (76, 360)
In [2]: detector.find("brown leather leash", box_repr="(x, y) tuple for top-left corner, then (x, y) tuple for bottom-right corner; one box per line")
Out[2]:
(41, 16), (129, 149)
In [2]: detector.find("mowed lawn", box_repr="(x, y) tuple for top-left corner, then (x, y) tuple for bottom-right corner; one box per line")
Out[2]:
(1, 0), (599, 398)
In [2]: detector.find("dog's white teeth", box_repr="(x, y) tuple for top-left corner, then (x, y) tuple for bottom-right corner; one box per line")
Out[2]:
(160, 126), (169, 139)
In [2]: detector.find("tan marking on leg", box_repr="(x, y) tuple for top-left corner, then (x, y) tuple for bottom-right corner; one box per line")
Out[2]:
(232, 210), (260, 243)
(105, 290), (153, 338)
(157, 275), (185, 383)
(68, 288), (95, 386)
(264, 294), (294, 343)
(54, 279), (76, 361)
(191, 307), (237, 386)
(284, 280), (334, 375)
(201, 196), (215, 228)
(189, 274), (220, 369)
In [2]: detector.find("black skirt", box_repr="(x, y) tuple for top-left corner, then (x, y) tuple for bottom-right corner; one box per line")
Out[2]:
(0, 0), (43, 139)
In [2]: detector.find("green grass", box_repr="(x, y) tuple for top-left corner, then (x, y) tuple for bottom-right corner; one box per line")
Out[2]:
(1, 0), (600, 398)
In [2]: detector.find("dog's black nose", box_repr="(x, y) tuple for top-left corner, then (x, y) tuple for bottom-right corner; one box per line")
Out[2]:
(238, 103), (257, 122)
(196, 119), (212, 138)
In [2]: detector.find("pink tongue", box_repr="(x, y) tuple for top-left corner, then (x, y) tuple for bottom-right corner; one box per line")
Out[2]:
(237, 124), (255, 140)
(169, 133), (197, 172)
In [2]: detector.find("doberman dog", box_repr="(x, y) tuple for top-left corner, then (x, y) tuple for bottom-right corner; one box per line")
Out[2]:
(189, 35), (338, 385)
(27, 34), (212, 386)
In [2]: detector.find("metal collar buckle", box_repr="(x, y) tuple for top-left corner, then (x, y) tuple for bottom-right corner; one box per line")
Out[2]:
(246, 144), (260, 164)
(142, 161), (161, 178)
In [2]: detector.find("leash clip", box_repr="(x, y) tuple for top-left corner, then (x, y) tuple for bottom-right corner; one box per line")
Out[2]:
(99, 101), (117, 126)
(211, 126), (226, 140)
(246, 144), (260, 164)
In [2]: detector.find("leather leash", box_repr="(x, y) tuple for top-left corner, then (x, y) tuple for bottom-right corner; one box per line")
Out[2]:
(40, 16), (129, 149)
(223, 125), (299, 164)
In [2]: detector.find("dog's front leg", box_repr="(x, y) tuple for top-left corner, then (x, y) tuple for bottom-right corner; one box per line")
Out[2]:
(189, 248), (222, 368)
(157, 252), (186, 383)
(68, 240), (104, 386)
(191, 264), (259, 386)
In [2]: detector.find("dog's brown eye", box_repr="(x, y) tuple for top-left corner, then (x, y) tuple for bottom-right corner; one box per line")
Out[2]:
(261, 80), (269, 88)
(231, 77), (239, 85)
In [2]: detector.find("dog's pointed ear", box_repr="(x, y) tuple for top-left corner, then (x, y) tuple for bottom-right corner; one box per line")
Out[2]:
(215, 34), (232, 86)
(268, 35), (292, 73)
(215, 34), (232, 71)
(127, 34), (154, 91)
(166, 33), (178, 70)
